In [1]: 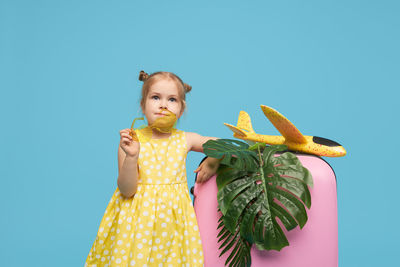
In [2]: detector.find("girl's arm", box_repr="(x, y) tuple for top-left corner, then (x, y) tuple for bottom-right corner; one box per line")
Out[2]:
(186, 132), (221, 183)
(117, 129), (140, 198)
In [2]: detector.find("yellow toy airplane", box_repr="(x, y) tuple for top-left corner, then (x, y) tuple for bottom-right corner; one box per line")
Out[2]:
(224, 105), (346, 157)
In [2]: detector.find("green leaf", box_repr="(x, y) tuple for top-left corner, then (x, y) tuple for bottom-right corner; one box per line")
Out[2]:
(223, 185), (264, 232)
(215, 142), (313, 254)
(271, 202), (298, 231)
(248, 142), (266, 151)
(262, 144), (288, 163)
(269, 187), (308, 228)
(217, 178), (254, 216)
(219, 230), (236, 253)
(203, 139), (258, 171)
(267, 175), (311, 209)
(216, 214), (252, 267)
(271, 152), (313, 187)
(216, 165), (249, 191)
(239, 196), (263, 243)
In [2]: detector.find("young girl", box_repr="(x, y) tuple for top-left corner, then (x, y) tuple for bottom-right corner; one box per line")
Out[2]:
(85, 71), (220, 266)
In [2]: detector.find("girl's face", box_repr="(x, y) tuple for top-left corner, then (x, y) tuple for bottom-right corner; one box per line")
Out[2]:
(142, 79), (183, 125)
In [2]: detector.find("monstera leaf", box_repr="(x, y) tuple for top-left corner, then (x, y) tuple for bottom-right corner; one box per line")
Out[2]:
(203, 140), (313, 266)
(203, 139), (258, 171)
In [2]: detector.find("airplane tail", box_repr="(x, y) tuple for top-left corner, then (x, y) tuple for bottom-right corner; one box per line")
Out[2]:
(237, 111), (254, 133)
(224, 111), (255, 137)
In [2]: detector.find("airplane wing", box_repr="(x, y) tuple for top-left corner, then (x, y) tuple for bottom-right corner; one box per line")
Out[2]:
(260, 105), (307, 144)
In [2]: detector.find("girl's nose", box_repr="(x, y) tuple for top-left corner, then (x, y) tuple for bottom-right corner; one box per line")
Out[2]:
(160, 99), (167, 108)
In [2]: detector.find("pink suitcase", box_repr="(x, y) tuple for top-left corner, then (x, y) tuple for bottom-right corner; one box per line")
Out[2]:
(193, 154), (338, 267)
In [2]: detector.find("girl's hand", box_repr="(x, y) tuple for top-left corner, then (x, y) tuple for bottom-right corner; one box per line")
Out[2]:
(194, 157), (220, 184)
(119, 128), (140, 157)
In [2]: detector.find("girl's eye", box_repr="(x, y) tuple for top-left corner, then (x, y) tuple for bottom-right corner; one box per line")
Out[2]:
(151, 95), (159, 100)
(169, 98), (177, 102)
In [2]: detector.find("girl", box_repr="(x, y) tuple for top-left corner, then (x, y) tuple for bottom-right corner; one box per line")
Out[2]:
(85, 71), (220, 266)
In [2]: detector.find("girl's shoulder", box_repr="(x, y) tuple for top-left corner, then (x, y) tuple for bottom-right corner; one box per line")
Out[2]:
(184, 131), (201, 140)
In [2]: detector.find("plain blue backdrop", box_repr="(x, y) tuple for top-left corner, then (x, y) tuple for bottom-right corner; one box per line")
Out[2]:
(1, 0), (399, 266)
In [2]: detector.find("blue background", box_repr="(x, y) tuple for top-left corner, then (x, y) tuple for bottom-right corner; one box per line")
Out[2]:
(1, 0), (399, 266)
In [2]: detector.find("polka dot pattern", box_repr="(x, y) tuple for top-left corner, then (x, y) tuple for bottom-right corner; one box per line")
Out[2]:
(85, 127), (204, 266)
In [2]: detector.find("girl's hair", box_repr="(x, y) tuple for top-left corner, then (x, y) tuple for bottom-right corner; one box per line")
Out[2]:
(139, 70), (192, 112)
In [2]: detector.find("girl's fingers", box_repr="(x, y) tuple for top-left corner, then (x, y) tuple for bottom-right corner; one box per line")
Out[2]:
(122, 136), (140, 146)
(194, 165), (202, 173)
(121, 133), (133, 139)
(120, 129), (132, 135)
(121, 133), (133, 140)
(121, 139), (132, 144)
(121, 130), (132, 135)
(197, 173), (203, 183)
(121, 137), (132, 144)
(130, 130), (138, 141)
(121, 129), (137, 140)
(197, 170), (207, 183)
(120, 129), (138, 142)
(198, 171), (212, 183)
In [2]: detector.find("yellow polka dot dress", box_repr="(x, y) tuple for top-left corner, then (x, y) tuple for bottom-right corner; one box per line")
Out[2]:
(85, 127), (204, 266)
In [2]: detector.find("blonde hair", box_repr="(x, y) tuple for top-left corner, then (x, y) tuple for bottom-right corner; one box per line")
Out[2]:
(139, 71), (192, 113)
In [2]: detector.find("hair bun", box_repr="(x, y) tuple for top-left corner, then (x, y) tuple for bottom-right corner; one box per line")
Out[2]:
(139, 70), (149, 81)
(183, 83), (192, 93)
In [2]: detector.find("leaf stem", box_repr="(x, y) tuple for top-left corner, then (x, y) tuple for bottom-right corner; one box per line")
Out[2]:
(256, 145), (268, 203)
(256, 146), (267, 193)
(257, 145), (263, 167)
